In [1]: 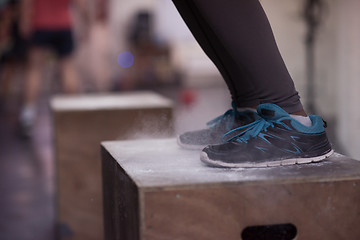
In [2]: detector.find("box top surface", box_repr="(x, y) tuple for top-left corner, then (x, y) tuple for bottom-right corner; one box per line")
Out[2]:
(50, 91), (173, 111)
(102, 138), (360, 190)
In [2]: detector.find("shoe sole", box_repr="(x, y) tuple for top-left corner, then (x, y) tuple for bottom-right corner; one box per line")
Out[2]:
(200, 149), (334, 168)
(176, 135), (207, 150)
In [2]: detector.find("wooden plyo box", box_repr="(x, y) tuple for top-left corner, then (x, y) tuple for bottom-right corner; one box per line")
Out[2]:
(101, 138), (360, 240)
(51, 92), (173, 240)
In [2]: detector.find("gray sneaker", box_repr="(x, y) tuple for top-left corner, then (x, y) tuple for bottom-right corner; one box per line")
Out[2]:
(177, 104), (259, 150)
(18, 105), (36, 139)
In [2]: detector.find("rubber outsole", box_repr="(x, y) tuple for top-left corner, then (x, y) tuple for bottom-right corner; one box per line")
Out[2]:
(200, 149), (334, 168)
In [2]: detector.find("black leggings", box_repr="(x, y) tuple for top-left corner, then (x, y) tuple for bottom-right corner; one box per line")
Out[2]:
(172, 0), (303, 113)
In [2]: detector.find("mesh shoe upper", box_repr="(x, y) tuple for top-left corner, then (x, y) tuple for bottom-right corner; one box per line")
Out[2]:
(178, 103), (259, 149)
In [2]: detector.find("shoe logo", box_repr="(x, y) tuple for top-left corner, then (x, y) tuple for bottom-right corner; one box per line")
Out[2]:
(257, 131), (304, 155)
(258, 132), (273, 144)
(280, 144), (303, 154)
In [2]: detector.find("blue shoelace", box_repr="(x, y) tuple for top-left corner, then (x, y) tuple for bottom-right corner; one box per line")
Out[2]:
(222, 117), (291, 143)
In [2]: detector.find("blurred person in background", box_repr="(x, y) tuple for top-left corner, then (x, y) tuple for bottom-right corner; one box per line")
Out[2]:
(18, 0), (86, 137)
(79, 0), (112, 92)
(0, 0), (27, 111)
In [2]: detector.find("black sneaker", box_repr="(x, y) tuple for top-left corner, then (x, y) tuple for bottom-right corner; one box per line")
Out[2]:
(201, 103), (333, 167)
(177, 103), (259, 149)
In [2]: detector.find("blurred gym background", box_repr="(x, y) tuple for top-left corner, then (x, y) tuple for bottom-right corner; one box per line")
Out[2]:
(1, 0), (359, 239)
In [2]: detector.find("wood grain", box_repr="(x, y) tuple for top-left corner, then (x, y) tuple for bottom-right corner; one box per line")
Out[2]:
(102, 138), (360, 240)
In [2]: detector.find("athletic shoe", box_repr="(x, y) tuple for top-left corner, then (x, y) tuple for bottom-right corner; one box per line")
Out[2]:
(177, 102), (259, 149)
(18, 105), (36, 139)
(201, 103), (333, 167)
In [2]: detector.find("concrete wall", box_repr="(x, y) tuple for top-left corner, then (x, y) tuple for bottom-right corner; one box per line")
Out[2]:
(334, 0), (360, 159)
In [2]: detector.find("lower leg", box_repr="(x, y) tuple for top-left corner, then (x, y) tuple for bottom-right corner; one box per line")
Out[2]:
(59, 56), (78, 94)
(0, 63), (15, 102)
(24, 48), (45, 105)
(172, 0), (249, 105)
(173, 0), (304, 113)
(19, 48), (45, 134)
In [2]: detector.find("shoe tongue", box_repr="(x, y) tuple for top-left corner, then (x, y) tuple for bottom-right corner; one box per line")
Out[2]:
(257, 103), (290, 120)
